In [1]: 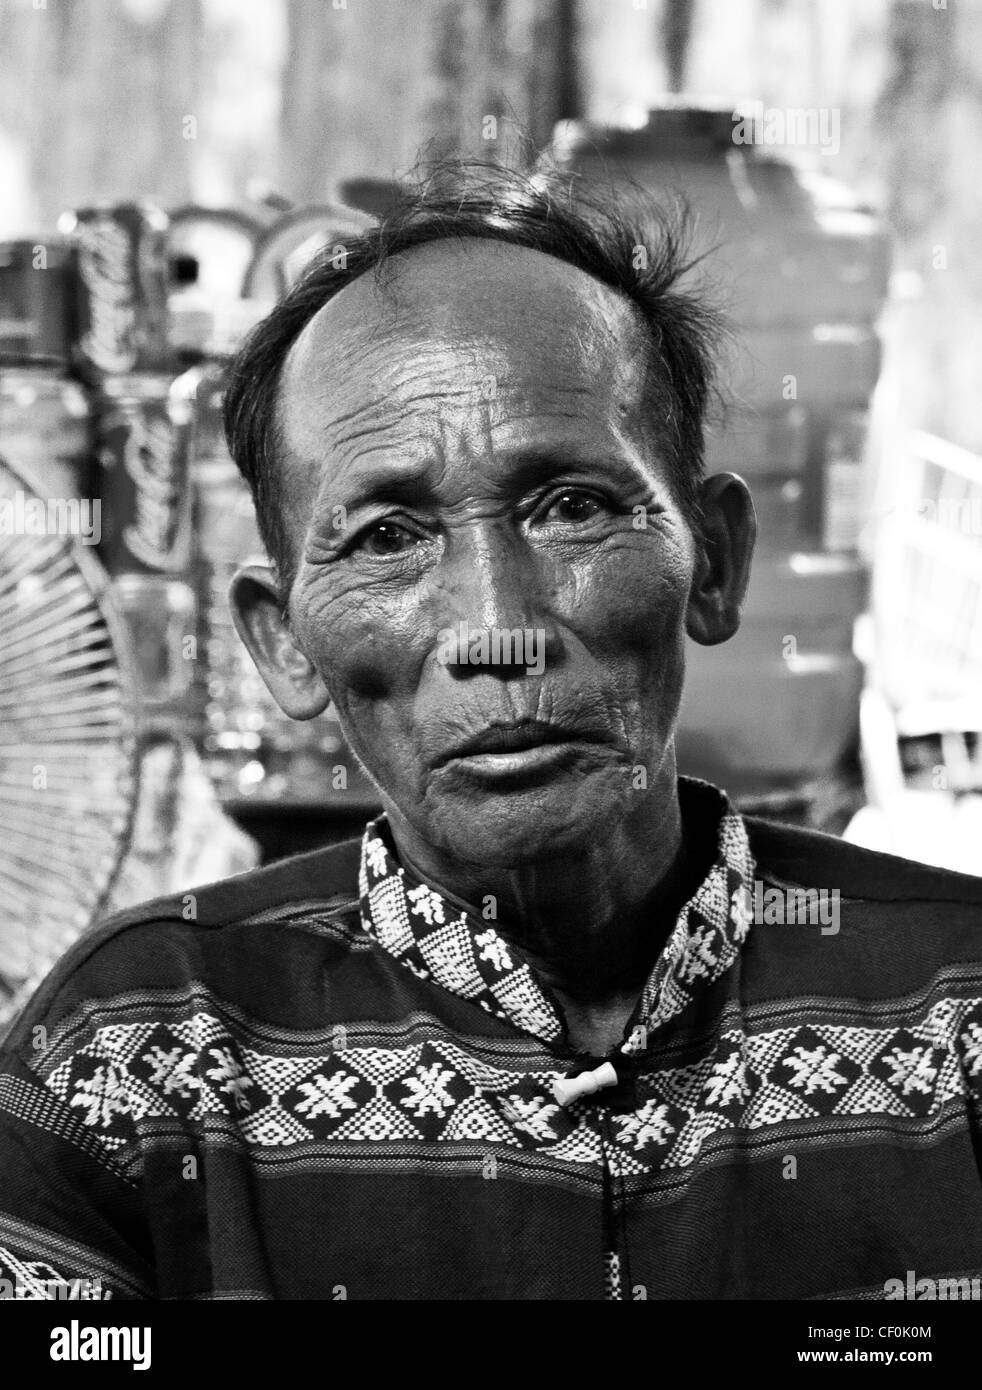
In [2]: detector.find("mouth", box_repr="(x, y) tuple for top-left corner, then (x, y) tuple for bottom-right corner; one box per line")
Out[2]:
(436, 720), (609, 783)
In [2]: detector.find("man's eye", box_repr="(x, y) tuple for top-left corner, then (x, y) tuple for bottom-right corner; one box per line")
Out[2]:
(544, 490), (606, 524)
(356, 521), (422, 556)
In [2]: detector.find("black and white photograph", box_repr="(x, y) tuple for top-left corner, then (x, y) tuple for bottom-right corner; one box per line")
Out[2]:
(0, 0), (980, 1347)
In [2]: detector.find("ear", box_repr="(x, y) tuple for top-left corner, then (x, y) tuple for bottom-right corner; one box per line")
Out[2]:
(685, 472), (757, 647)
(228, 564), (332, 720)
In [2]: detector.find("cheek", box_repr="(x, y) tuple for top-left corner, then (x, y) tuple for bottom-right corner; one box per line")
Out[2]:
(291, 578), (425, 705)
(562, 539), (693, 739)
(291, 584), (428, 790)
(567, 536), (693, 653)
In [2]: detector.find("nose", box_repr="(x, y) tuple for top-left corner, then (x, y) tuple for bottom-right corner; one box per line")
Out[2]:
(428, 522), (562, 676)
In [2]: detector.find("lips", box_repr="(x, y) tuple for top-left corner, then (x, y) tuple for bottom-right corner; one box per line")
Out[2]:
(437, 719), (603, 766)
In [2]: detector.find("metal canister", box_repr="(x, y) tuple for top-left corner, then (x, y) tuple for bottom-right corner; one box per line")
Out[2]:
(93, 371), (195, 576)
(58, 202), (171, 377)
(0, 238), (78, 362)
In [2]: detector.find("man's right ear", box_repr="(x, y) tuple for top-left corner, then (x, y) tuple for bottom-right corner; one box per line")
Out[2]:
(228, 564), (331, 720)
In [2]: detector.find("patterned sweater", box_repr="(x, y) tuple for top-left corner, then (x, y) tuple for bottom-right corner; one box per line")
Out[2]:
(1, 779), (981, 1300)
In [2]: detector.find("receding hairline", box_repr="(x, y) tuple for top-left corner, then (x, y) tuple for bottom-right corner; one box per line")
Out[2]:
(222, 159), (722, 601)
(278, 232), (656, 395)
(267, 233), (673, 590)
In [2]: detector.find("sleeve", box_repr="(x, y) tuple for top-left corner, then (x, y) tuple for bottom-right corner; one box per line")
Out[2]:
(0, 944), (158, 1301)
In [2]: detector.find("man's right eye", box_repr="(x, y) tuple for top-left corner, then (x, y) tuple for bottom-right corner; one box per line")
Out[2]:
(355, 520), (423, 556)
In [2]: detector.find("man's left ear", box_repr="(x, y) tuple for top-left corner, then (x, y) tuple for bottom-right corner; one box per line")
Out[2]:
(685, 473), (757, 647)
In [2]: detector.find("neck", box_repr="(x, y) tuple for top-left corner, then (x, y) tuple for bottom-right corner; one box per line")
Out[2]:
(388, 773), (705, 1009)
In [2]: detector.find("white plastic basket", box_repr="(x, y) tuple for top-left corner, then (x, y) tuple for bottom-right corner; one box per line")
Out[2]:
(871, 430), (982, 737)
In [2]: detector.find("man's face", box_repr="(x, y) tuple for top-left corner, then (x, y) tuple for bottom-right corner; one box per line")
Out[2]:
(241, 240), (746, 868)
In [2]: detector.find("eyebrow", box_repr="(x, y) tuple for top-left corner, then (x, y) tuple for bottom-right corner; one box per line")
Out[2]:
(331, 444), (656, 511)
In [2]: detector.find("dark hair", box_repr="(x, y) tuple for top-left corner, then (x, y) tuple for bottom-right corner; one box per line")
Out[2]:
(223, 159), (724, 598)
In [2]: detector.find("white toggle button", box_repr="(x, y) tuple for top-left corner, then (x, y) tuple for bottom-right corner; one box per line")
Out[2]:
(552, 1061), (619, 1108)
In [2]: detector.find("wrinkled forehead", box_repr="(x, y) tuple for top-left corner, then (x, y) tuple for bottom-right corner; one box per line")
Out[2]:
(276, 239), (655, 459)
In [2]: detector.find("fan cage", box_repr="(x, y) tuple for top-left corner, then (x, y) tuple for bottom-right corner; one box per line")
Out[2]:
(0, 454), (139, 1032)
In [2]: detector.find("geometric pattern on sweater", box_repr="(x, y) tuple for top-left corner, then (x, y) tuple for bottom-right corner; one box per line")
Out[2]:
(357, 786), (755, 1047)
(20, 986), (982, 1183)
(604, 1251), (623, 1301)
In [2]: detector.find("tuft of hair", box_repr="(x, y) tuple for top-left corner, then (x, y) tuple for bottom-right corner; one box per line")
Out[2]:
(223, 158), (727, 601)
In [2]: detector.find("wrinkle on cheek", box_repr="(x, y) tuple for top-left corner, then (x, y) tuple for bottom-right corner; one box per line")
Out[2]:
(291, 578), (363, 635)
(564, 543), (691, 644)
(294, 581), (427, 704)
(330, 629), (395, 703)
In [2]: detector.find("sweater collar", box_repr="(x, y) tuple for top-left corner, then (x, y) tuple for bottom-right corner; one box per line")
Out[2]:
(358, 779), (754, 1048)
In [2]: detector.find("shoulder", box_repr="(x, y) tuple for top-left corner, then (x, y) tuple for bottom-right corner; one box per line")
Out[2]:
(1, 834), (364, 1054)
(744, 813), (982, 989)
(745, 814), (982, 907)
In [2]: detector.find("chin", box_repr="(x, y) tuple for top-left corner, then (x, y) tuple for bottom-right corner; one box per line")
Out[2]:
(421, 773), (631, 868)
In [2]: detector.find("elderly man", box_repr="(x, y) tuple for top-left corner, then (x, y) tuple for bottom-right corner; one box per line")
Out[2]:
(1, 165), (981, 1303)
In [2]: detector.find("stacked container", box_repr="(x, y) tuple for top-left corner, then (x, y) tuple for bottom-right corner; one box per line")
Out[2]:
(547, 105), (890, 803)
(190, 370), (378, 809)
(54, 202), (203, 739)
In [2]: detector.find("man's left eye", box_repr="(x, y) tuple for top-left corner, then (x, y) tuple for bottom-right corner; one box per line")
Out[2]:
(543, 490), (606, 524)
(356, 521), (422, 555)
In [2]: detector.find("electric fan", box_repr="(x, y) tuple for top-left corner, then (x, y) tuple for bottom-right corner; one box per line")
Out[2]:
(0, 455), (138, 1031)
